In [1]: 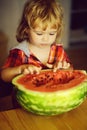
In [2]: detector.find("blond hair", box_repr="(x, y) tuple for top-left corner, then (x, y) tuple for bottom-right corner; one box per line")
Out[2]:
(16, 0), (64, 42)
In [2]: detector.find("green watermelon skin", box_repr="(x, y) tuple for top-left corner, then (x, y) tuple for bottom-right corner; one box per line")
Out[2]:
(14, 81), (87, 115)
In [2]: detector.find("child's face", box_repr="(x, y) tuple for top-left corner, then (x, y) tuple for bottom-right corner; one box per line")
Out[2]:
(28, 26), (57, 47)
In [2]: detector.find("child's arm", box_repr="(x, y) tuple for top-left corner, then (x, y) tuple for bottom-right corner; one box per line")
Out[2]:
(1, 66), (21, 82)
(0, 48), (42, 82)
(53, 45), (73, 71)
(1, 64), (41, 82)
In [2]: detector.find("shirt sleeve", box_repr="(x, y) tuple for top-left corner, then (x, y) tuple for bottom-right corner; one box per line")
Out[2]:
(56, 45), (70, 62)
(47, 44), (73, 69)
(56, 45), (73, 68)
(2, 49), (26, 68)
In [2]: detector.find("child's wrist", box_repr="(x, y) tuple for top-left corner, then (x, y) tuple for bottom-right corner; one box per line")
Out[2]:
(14, 66), (22, 75)
(18, 67), (22, 74)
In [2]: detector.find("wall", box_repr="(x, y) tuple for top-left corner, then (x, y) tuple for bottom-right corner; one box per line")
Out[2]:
(0, 0), (26, 67)
(59, 0), (72, 48)
(0, 0), (71, 67)
(0, 0), (26, 50)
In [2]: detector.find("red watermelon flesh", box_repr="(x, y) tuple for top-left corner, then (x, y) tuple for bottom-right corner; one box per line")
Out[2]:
(16, 70), (86, 92)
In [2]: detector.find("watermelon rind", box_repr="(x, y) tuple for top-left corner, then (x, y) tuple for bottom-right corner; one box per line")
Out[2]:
(12, 70), (87, 116)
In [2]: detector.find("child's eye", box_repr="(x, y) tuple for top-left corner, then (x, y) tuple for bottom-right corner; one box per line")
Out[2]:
(49, 32), (57, 35)
(35, 32), (43, 35)
(49, 33), (55, 35)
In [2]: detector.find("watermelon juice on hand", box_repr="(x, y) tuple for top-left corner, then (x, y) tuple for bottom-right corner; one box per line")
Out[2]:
(12, 69), (87, 116)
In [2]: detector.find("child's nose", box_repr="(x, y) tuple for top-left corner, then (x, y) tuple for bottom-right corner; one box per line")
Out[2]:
(42, 33), (49, 42)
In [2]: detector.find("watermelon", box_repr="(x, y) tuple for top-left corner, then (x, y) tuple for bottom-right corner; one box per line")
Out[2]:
(12, 70), (87, 116)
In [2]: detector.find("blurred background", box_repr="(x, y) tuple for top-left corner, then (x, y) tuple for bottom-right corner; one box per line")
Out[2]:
(0, 0), (87, 98)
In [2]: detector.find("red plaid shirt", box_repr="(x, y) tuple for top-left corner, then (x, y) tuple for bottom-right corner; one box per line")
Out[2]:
(2, 43), (72, 69)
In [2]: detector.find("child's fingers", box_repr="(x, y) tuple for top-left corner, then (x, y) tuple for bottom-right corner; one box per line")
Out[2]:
(28, 66), (42, 74)
(53, 61), (70, 72)
(53, 61), (62, 72)
(20, 64), (42, 74)
(63, 61), (70, 69)
(23, 68), (30, 74)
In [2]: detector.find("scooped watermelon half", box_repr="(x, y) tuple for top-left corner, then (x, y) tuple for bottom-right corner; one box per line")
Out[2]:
(12, 70), (87, 116)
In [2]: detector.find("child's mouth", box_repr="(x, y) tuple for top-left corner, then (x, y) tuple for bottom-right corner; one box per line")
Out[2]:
(40, 43), (49, 46)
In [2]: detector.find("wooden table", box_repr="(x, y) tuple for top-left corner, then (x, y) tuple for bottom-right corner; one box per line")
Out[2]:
(0, 98), (87, 130)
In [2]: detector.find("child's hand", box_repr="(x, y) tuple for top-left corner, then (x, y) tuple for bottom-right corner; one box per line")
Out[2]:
(53, 61), (70, 72)
(19, 64), (42, 74)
